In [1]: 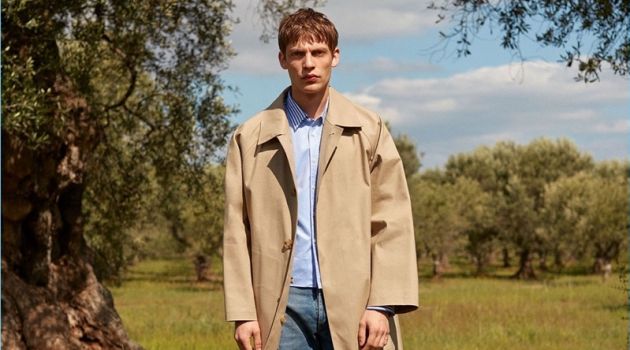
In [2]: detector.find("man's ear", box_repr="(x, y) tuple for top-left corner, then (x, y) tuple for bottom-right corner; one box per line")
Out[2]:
(278, 51), (288, 70)
(331, 47), (340, 68)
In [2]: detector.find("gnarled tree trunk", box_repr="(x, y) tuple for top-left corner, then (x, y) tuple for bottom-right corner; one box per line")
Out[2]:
(2, 95), (142, 350)
(2, 30), (141, 347)
(502, 247), (511, 268)
(431, 253), (449, 279)
(512, 249), (537, 280)
(194, 255), (210, 282)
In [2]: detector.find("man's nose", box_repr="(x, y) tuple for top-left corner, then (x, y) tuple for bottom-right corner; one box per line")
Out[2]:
(303, 53), (315, 68)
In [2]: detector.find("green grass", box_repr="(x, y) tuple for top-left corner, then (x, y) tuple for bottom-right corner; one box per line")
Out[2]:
(109, 259), (234, 349)
(110, 259), (628, 350)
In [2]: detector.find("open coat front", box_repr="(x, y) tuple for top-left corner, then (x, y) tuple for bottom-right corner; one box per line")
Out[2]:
(223, 88), (418, 350)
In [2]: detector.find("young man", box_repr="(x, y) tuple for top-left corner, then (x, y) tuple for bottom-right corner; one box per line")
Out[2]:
(223, 8), (418, 350)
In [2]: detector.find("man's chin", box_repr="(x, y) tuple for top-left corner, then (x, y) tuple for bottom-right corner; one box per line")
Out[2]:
(293, 83), (327, 96)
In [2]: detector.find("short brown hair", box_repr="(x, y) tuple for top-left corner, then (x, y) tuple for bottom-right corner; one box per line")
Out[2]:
(278, 8), (338, 54)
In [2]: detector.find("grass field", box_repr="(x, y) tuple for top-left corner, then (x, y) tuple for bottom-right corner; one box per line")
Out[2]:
(109, 258), (628, 350)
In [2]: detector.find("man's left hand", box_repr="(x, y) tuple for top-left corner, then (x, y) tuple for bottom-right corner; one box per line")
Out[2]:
(357, 309), (390, 349)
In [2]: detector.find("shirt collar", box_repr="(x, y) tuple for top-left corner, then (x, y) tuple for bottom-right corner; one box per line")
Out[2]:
(285, 89), (329, 130)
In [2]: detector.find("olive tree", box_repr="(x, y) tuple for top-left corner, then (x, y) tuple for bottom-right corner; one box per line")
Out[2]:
(429, 0), (630, 82)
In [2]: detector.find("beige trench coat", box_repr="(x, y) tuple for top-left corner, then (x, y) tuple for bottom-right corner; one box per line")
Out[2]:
(223, 87), (418, 350)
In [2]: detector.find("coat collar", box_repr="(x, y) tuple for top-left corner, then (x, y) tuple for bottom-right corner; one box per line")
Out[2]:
(257, 87), (362, 146)
(326, 87), (363, 128)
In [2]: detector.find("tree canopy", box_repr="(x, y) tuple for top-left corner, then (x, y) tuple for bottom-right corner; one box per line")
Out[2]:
(3, 0), (240, 276)
(429, 0), (630, 82)
(2, 0), (243, 347)
(412, 138), (628, 279)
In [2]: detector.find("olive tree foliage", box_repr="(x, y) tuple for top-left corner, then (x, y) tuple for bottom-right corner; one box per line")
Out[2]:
(442, 146), (509, 274)
(445, 138), (594, 279)
(513, 138), (594, 274)
(447, 177), (494, 275)
(121, 164), (226, 281)
(179, 166), (226, 258)
(585, 162), (629, 266)
(2, 0), (244, 347)
(541, 173), (592, 267)
(257, 0), (327, 41)
(3, 0), (239, 281)
(445, 141), (518, 272)
(412, 179), (459, 277)
(543, 162), (629, 270)
(394, 133), (423, 181)
(455, 178), (496, 275)
(412, 137), (624, 279)
(138, 165), (225, 256)
(428, 0), (630, 82)
(411, 174), (490, 277)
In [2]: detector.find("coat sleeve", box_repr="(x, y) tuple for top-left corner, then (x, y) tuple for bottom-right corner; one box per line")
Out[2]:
(222, 131), (257, 321)
(366, 120), (419, 314)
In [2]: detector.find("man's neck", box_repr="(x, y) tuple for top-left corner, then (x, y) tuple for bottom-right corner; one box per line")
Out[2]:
(290, 87), (329, 119)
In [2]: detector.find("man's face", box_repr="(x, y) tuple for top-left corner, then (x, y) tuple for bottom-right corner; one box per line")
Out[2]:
(279, 39), (340, 98)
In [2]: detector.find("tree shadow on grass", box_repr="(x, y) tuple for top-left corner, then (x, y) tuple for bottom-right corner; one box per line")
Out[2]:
(418, 265), (604, 285)
(123, 270), (192, 284)
(118, 259), (224, 291)
(173, 281), (223, 293)
(122, 270), (224, 292)
(601, 303), (629, 314)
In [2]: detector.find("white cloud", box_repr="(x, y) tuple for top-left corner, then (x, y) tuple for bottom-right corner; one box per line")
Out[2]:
(225, 0), (282, 76)
(344, 61), (629, 167)
(593, 120), (630, 134)
(420, 98), (458, 113)
(229, 47), (282, 75)
(225, 0), (440, 75)
(339, 57), (441, 74)
(555, 110), (597, 121)
(343, 92), (381, 109)
(326, 0), (437, 40)
(344, 92), (402, 122)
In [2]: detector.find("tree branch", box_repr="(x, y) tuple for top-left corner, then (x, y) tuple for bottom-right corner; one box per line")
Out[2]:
(101, 34), (138, 111)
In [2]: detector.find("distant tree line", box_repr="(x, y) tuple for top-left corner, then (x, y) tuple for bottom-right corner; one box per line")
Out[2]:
(395, 135), (628, 280)
(127, 134), (628, 283)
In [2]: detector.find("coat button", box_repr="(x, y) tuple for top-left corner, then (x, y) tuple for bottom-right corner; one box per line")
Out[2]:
(291, 188), (297, 196)
(280, 314), (286, 325)
(282, 239), (293, 253)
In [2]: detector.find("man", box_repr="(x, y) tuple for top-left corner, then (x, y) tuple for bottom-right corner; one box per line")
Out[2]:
(223, 8), (418, 350)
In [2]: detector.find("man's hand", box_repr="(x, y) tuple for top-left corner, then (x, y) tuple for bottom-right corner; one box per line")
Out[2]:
(357, 309), (390, 349)
(234, 320), (262, 350)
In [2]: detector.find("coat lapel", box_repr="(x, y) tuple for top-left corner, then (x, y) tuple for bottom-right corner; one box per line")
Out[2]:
(257, 89), (297, 190)
(317, 120), (343, 183)
(317, 88), (363, 190)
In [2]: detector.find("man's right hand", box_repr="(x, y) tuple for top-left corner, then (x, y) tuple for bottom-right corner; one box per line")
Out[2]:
(234, 320), (262, 350)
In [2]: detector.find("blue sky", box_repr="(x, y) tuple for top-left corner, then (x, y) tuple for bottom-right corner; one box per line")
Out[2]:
(222, 0), (629, 169)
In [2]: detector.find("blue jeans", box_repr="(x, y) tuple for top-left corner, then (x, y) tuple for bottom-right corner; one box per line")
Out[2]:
(279, 287), (334, 350)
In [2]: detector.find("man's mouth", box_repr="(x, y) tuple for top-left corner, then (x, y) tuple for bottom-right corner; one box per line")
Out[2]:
(303, 74), (318, 81)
